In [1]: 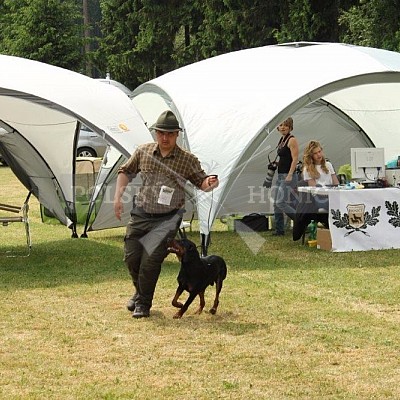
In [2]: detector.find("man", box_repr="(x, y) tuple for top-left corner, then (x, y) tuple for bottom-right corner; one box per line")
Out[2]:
(114, 110), (219, 318)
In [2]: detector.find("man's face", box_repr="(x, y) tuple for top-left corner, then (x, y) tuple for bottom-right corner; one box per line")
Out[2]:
(156, 130), (179, 153)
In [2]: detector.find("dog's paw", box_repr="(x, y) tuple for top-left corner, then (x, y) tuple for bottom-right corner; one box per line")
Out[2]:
(209, 307), (217, 315)
(194, 307), (203, 315)
(173, 312), (183, 319)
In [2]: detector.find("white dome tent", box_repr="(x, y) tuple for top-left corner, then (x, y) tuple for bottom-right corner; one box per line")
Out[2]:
(131, 42), (400, 248)
(2, 44), (400, 247)
(0, 54), (152, 237)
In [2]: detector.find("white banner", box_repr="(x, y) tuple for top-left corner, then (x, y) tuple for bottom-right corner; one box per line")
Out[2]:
(329, 188), (400, 252)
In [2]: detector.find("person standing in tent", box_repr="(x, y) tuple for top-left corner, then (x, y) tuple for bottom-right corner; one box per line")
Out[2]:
(113, 110), (219, 318)
(272, 117), (299, 236)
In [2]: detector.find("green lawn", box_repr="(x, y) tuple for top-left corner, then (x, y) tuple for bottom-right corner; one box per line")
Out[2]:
(1, 165), (399, 399)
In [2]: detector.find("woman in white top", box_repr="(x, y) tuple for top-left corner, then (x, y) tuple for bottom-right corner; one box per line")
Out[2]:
(302, 141), (339, 211)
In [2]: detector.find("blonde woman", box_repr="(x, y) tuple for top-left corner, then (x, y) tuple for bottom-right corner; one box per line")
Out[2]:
(302, 140), (339, 211)
(303, 141), (339, 186)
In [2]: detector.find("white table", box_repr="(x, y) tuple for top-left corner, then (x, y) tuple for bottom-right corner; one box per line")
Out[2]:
(298, 186), (400, 252)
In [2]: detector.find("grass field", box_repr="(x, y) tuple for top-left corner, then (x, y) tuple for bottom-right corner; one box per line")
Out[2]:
(1, 165), (400, 399)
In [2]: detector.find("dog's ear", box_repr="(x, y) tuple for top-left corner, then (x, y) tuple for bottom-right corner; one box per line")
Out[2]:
(184, 240), (196, 252)
(189, 242), (201, 256)
(192, 244), (199, 253)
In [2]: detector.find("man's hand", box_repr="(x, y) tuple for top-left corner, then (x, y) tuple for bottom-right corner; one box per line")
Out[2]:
(201, 174), (219, 191)
(114, 198), (123, 221)
(114, 172), (129, 220)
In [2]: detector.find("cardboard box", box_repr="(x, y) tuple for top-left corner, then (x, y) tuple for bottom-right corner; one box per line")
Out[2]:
(317, 228), (332, 251)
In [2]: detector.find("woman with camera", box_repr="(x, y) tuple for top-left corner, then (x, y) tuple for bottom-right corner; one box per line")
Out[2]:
(271, 117), (299, 236)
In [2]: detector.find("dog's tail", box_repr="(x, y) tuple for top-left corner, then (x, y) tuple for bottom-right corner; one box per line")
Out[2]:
(220, 259), (227, 281)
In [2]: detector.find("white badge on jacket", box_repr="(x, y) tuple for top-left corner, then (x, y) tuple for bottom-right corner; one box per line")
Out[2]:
(158, 185), (174, 205)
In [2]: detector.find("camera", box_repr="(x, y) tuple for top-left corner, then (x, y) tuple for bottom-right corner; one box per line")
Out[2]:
(263, 162), (277, 188)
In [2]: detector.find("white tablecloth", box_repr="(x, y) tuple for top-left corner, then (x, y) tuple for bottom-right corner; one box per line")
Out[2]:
(299, 187), (400, 251)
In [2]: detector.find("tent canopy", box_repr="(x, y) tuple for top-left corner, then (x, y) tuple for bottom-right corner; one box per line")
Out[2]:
(3, 44), (400, 239)
(0, 54), (152, 234)
(132, 42), (400, 234)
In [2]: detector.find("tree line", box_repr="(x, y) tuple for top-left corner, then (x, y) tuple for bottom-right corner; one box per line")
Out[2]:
(0, 0), (399, 90)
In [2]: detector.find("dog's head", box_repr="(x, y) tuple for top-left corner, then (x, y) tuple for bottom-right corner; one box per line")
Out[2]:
(166, 238), (185, 260)
(166, 238), (199, 262)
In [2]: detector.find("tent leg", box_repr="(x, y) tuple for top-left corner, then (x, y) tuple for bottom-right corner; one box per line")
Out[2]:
(201, 233), (210, 257)
(71, 224), (78, 238)
(81, 224), (88, 238)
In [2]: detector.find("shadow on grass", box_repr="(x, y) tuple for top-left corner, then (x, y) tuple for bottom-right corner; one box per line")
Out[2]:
(0, 237), (129, 290)
(149, 309), (270, 336)
(2, 229), (400, 291)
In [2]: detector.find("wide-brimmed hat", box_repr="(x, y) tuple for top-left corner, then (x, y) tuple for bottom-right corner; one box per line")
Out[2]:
(151, 110), (182, 132)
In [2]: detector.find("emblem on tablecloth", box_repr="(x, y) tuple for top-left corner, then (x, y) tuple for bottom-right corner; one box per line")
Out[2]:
(347, 203), (365, 229)
(385, 201), (400, 228)
(331, 203), (381, 236)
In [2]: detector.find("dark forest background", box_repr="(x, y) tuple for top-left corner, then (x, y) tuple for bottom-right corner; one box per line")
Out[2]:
(1, 0), (399, 90)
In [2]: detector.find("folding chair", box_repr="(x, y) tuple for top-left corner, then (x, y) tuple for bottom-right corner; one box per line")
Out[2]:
(0, 191), (32, 256)
(178, 221), (191, 239)
(178, 210), (195, 239)
(293, 186), (329, 245)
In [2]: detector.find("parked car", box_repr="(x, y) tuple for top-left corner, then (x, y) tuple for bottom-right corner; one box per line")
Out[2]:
(0, 126), (108, 162)
(1, 78), (128, 162)
(77, 125), (108, 158)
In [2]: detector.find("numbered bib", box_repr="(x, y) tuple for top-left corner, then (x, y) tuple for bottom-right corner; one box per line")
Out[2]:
(158, 185), (175, 205)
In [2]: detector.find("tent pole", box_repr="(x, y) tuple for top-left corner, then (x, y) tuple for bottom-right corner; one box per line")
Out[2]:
(201, 233), (210, 257)
(71, 224), (78, 238)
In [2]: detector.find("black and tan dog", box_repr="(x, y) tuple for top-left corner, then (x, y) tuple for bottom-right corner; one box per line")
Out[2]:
(166, 238), (227, 319)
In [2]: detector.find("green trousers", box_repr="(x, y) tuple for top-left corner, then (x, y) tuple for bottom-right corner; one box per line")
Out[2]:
(124, 212), (182, 308)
